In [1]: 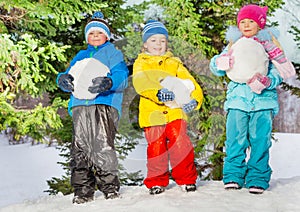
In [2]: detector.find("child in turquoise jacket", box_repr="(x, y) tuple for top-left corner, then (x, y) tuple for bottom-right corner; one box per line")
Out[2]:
(210, 4), (295, 194)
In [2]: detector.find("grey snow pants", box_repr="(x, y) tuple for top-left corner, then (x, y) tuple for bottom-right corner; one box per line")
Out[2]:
(70, 105), (120, 197)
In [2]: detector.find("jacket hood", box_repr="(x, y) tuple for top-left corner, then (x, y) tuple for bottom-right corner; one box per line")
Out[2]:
(225, 26), (280, 43)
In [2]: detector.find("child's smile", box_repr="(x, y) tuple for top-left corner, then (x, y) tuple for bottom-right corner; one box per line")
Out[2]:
(239, 19), (260, 37)
(87, 30), (107, 46)
(143, 34), (167, 56)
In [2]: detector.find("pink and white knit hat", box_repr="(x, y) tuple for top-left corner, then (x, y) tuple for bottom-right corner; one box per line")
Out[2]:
(237, 4), (268, 29)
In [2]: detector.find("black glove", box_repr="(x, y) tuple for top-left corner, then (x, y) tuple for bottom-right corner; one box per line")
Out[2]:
(88, 77), (113, 94)
(58, 74), (74, 92)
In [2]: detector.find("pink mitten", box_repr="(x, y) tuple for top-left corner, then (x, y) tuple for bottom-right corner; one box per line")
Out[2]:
(260, 40), (296, 79)
(216, 50), (234, 71)
(272, 60), (296, 79)
(247, 73), (271, 94)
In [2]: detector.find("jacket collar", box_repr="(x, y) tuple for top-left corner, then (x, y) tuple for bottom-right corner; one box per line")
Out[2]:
(87, 41), (111, 50)
(139, 51), (173, 59)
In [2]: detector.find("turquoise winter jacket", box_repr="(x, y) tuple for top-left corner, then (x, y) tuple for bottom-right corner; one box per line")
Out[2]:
(209, 26), (283, 115)
(56, 41), (129, 116)
(210, 47), (282, 115)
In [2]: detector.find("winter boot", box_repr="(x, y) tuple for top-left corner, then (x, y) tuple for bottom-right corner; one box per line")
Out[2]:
(149, 186), (165, 195)
(249, 186), (264, 194)
(104, 191), (120, 199)
(72, 195), (94, 204)
(181, 184), (197, 192)
(224, 182), (240, 190)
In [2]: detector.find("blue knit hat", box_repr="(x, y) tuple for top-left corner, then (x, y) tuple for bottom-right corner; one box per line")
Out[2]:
(142, 20), (168, 42)
(84, 11), (111, 42)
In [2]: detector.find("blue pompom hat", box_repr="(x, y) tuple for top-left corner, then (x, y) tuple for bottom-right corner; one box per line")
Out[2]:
(84, 11), (111, 42)
(142, 20), (168, 42)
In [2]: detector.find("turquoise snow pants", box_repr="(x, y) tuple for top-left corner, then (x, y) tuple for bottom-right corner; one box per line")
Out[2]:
(223, 109), (273, 190)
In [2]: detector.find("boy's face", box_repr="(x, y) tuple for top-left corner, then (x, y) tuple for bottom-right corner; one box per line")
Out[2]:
(143, 34), (167, 56)
(238, 19), (260, 38)
(87, 30), (107, 46)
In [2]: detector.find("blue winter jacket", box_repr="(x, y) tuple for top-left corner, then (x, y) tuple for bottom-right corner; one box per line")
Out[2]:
(56, 41), (129, 116)
(210, 47), (282, 115)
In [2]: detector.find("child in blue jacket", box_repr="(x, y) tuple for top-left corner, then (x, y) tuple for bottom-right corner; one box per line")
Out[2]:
(57, 11), (128, 203)
(210, 4), (295, 194)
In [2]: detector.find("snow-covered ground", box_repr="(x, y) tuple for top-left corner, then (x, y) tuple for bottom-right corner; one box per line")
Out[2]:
(0, 134), (64, 208)
(0, 133), (300, 212)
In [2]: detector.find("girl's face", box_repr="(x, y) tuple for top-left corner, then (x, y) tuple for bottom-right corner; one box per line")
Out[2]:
(238, 19), (260, 38)
(87, 30), (107, 46)
(143, 34), (167, 56)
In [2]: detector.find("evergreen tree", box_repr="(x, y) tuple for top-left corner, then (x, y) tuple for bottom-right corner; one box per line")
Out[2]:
(280, 0), (300, 97)
(0, 0), (144, 195)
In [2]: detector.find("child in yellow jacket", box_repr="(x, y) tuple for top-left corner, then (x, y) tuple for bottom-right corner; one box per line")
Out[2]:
(132, 20), (204, 195)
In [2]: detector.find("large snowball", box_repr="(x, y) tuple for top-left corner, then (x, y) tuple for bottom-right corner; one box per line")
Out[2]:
(69, 58), (110, 100)
(227, 37), (269, 83)
(160, 76), (195, 108)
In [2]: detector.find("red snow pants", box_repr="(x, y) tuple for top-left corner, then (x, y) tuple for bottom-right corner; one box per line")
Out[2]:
(143, 119), (197, 188)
